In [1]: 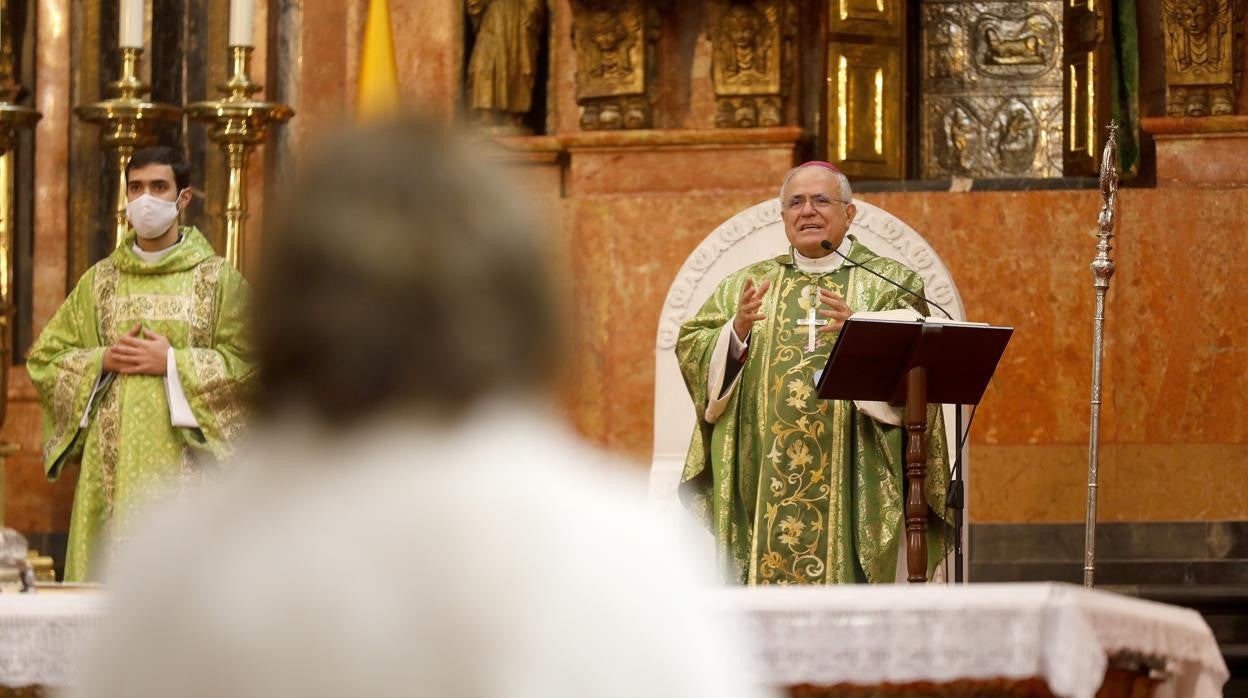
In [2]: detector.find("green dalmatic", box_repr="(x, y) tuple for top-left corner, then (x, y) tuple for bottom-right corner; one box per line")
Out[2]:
(677, 237), (952, 584)
(28, 227), (255, 581)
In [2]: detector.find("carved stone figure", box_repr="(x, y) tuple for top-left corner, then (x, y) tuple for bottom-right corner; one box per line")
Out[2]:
(942, 104), (980, 173)
(982, 26), (1046, 65)
(709, 0), (791, 128)
(1161, 0), (1241, 116)
(927, 20), (965, 79)
(572, 0), (655, 130)
(972, 12), (1057, 77)
(990, 100), (1040, 173)
(718, 4), (770, 84)
(584, 11), (636, 82)
(466, 0), (547, 134)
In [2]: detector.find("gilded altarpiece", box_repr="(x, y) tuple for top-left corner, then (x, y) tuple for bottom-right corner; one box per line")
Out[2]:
(708, 0), (795, 128)
(571, 0), (657, 130)
(920, 1), (1064, 178)
(826, 0), (906, 179)
(1063, 0), (1111, 175)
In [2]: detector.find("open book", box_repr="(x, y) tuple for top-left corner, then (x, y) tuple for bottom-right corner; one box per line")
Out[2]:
(853, 308), (989, 327)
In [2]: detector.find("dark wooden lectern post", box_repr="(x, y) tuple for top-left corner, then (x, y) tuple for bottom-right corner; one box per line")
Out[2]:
(816, 316), (1012, 583)
(905, 366), (928, 583)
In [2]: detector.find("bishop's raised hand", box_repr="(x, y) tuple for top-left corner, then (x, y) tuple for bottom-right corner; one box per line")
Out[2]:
(733, 278), (770, 339)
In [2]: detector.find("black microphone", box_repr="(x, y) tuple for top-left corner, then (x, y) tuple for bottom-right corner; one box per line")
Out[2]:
(820, 239), (954, 320)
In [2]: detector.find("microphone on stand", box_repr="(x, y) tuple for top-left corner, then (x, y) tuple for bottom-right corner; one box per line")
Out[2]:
(820, 240), (955, 320)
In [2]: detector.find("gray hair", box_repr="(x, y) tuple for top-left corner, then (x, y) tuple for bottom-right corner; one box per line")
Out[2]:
(779, 165), (853, 203)
(255, 119), (563, 426)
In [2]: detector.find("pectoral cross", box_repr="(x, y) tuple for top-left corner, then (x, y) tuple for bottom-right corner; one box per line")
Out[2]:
(796, 285), (827, 352)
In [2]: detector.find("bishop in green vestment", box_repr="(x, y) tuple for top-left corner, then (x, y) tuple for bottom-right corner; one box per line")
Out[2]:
(27, 147), (255, 581)
(677, 162), (952, 585)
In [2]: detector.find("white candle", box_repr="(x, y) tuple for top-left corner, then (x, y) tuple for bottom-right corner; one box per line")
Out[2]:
(228, 0), (254, 47)
(119, 0), (144, 48)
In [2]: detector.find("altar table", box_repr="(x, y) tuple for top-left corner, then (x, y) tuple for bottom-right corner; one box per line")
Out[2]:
(0, 591), (104, 692)
(714, 583), (1228, 698)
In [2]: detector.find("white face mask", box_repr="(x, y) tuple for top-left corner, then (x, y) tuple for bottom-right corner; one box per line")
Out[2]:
(126, 193), (182, 239)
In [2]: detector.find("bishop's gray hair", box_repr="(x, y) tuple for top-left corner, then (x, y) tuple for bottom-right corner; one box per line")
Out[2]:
(779, 165), (853, 203)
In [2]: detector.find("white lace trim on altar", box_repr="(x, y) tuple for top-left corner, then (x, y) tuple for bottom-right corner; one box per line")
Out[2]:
(710, 582), (1228, 698)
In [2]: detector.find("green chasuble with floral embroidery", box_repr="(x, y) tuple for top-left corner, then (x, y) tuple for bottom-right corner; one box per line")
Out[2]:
(28, 227), (255, 582)
(677, 236), (952, 585)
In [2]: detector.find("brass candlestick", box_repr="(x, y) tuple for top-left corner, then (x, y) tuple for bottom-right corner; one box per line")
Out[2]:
(0, 101), (39, 434)
(0, 0), (42, 523)
(74, 47), (182, 247)
(186, 46), (293, 271)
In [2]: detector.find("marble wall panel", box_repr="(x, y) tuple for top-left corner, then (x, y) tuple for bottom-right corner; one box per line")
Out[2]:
(966, 445), (1092, 523)
(33, 0), (71, 333)
(268, 0), (353, 183)
(391, 0), (462, 121)
(965, 441), (1248, 523)
(1153, 134), (1248, 188)
(1100, 444), (1248, 522)
(2, 371), (75, 533)
(567, 136), (799, 196)
(1111, 187), (1248, 444)
(552, 0), (579, 134)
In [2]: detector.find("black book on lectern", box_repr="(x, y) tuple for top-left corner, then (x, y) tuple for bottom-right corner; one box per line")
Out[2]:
(815, 315), (1013, 407)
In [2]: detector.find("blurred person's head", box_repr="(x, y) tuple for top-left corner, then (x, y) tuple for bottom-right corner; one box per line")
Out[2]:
(254, 119), (562, 425)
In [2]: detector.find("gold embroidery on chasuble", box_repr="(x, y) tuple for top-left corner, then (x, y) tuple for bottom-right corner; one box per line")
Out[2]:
(189, 258), (223, 346)
(115, 295), (194, 325)
(750, 266), (852, 585)
(95, 261), (120, 341)
(47, 351), (91, 463)
(188, 258), (245, 447)
(97, 380), (122, 513)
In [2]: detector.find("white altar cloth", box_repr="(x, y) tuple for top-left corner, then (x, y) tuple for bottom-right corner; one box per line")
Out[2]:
(0, 591), (105, 688)
(713, 583), (1228, 698)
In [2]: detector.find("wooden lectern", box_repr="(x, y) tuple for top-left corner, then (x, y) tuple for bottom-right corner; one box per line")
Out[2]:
(816, 315), (1012, 582)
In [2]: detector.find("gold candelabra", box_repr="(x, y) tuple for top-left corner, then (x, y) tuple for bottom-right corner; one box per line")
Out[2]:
(186, 46), (293, 271)
(74, 47), (182, 248)
(0, 101), (39, 433)
(0, 0), (41, 523)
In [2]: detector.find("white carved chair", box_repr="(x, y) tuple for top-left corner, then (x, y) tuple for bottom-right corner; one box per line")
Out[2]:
(649, 198), (971, 579)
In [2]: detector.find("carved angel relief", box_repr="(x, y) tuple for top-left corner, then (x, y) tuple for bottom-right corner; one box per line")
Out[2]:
(708, 0), (793, 127)
(1161, 0), (1243, 116)
(572, 0), (657, 129)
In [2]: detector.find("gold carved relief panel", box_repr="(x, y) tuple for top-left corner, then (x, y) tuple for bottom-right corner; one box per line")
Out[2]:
(571, 0), (657, 129)
(1161, 0), (1243, 116)
(709, 0), (795, 128)
(920, 1), (1064, 178)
